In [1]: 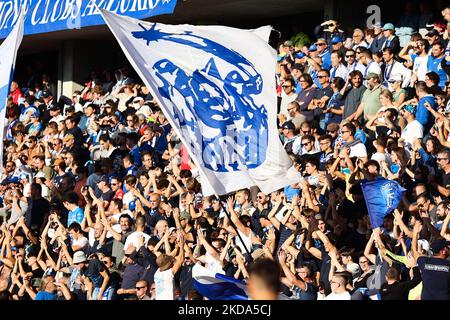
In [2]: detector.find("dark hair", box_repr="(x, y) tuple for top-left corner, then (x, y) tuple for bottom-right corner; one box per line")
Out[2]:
(342, 122), (356, 136)
(382, 47), (394, 55)
(364, 159), (380, 172)
(349, 70), (363, 80)
(248, 258), (281, 293)
(331, 76), (346, 90)
(124, 174), (137, 186)
(299, 74), (314, 87)
(68, 222), (82, 233)
(425, 72), (439, 85)
(63, 191), (79, 205)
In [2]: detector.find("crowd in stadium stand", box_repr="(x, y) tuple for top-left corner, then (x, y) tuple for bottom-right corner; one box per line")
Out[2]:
(0, 4), (449, 301)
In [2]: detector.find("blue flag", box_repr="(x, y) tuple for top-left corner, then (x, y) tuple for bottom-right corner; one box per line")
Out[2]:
(192, 264), (248, 300)
(361, 178), (405, 229)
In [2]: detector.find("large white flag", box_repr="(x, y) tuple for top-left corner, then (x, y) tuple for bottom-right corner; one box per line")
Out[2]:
(0, 11), (24, 167)
(100, 9), (301, 196)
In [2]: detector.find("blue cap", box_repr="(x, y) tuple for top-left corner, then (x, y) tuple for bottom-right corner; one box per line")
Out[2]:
(383, 23), (395, 31)
(403, 104), (416, 115)
(129, 200), (136, 211)
(331, 36), (343, 44)
(308, 44), (317, 52)
(295, 52), (306, 59)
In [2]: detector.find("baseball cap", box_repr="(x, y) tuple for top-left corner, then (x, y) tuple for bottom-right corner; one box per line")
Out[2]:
(51, 158), (65, 167)
(30, 111), (39, 118)
(294, 52), (306, 59)
(331, 36), (343, 44)
(281, 121), (295, 131)
(430, 239), (450, 254)
(133, 96), (144, 104)
(403, 104), (417, 115)
(425, 29), (439, 38)
(35, 172), (46, 179)
(72, 251), (87, 264)
(389, 74), (403, 82)
(283, 40), (293, 47)
(382, 23), (395, 31)
(365, 72), (380, 80)
(49, 105), (59, 111)
(308, 44), (317, 52)
(42, 90), (52, 98)
(179, 210), (191, 221)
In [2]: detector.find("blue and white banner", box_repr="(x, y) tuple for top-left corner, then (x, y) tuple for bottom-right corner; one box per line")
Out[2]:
(0, 0), (177, 39)
(100, 9), (301, 196)
(361, 178), (406, 229)
(0, 10), (24, 166)
(192, 263), (248, 300)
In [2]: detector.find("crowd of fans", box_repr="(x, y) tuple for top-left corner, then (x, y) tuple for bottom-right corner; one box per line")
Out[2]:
(0, 5), (449, 301)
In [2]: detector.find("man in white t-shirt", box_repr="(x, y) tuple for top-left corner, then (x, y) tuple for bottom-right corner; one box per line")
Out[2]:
(341, 122), (368, 161)
(154, 240), (184, 300)
(400, 104), (423, 156)
(325, 274), (352, 300)
(123, 216), (150, 251)
(68, 222), (89, 254)
(399, 39), (431, 82)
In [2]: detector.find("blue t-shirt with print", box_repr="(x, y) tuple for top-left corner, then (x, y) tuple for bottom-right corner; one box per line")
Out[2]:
(427, 56), (447, 89)
(416, 95), (437, 132)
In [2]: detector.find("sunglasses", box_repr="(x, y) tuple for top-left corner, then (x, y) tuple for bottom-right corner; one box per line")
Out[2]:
(327, 130), (336, 133)
(282, 85), (293, 88)
(317, 75), (328, 78)
(136, 286), (146, 290)
(301, 142), (311, 146)
(345, 55), (355, 58)
(317, 43), (327, 46)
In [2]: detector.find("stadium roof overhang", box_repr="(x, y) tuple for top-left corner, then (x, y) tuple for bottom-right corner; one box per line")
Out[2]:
(19, 0), (324, 53)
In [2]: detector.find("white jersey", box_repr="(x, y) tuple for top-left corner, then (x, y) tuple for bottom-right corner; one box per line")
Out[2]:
(154, 268), (175, 300)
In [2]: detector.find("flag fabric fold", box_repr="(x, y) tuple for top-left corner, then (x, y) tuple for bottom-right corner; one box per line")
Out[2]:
(99, 9), (301, 196)
(192, 263), (248, 300)
(361, 178), (406, 228)
(0, 11), (25, 167)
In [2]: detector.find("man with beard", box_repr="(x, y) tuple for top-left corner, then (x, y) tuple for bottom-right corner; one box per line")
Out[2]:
(286, 101), (306, 130)
(430, 149), (450, 198)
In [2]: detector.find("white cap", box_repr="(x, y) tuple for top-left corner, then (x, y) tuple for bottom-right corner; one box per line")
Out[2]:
(35, 172), (46, 179)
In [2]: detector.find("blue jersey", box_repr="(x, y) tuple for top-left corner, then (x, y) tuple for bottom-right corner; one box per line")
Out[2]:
(427, 56), (447, 89)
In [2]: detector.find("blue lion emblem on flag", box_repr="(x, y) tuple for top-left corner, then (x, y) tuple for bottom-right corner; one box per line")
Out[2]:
(131, 24), (268, 172)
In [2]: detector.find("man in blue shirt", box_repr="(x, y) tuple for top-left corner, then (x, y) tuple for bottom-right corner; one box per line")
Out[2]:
(428, 42), (447, 89)
(34, 275), (57, 300)
(415, 81), (438, 132)
(316, 38), (332, 71)
(63, 192), (84, 227)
